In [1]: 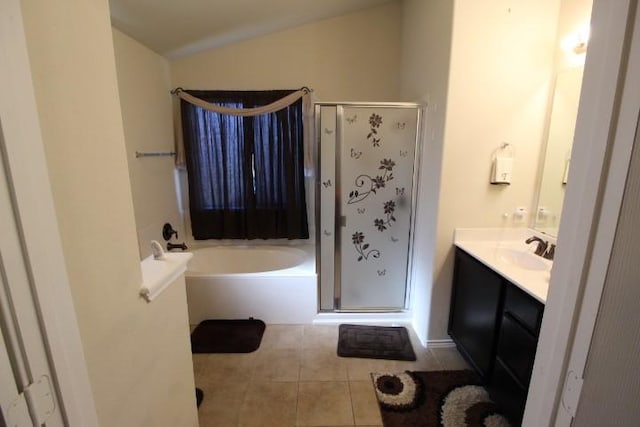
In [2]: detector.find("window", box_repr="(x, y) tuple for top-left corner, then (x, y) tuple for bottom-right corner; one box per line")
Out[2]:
(180, 90), (309, 240)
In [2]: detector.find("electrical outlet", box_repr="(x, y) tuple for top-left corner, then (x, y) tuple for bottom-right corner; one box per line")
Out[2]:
(513, 207), (527, 223)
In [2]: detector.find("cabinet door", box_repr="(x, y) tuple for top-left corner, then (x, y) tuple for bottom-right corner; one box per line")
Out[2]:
(449, 249), (504, 379)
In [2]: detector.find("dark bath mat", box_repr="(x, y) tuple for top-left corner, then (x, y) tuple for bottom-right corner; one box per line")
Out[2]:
(195, 388), (204, 408)
(337, 324), (416, 361)
(191, 318), (265, 353)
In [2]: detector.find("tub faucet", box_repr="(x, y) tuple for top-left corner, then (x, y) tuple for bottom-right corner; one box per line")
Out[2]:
(167, 242), (188, 251)
(525, 236), (548, 256)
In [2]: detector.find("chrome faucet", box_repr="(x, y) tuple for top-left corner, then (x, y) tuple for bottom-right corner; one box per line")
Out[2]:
(543, 243), (556, 260)
(525, 236), (548, 256)
(167, 242), (188, 251)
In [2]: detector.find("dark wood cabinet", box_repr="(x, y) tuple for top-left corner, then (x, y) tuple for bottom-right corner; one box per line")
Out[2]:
(449, 248), (504, 380)
(449, 248), (544, 425)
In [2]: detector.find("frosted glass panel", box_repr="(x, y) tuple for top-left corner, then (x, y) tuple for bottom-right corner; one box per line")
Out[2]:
(317, 104), (420, 311)
(338, 107), (418, 309)
(319, 106), (336, 310)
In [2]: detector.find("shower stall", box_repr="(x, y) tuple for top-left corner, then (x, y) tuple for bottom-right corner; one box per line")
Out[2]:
(315, 103), (422, 312)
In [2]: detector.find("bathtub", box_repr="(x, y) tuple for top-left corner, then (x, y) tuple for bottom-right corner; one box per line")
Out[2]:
(185, 245), (317, 325)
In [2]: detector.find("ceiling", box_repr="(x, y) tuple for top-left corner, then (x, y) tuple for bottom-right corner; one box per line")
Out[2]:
(109, 0), (395, 59)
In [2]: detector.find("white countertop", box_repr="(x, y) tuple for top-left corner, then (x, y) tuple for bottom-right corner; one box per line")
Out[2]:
(454, 228), (553, 303)
(140, 252), (193, 302)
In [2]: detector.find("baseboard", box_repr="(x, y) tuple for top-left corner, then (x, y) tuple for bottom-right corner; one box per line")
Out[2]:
(425, 339), (456, 348)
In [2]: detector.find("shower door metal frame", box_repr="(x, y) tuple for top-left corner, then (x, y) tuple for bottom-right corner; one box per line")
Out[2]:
(315, 102), (424, 312)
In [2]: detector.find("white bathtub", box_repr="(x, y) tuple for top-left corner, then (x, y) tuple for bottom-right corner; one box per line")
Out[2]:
(185, 245), (317, 324)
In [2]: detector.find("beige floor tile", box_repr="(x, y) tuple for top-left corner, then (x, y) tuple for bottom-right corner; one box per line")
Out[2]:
(238, 382), (298, 427)
(302, 325), (339, 349)
(389, 347), (441, 373)
(259, 324), (304, 351)
(252, 348), (300, 382)
(196, 353), (257, 387)
(197, 379), (248, 427)
(349, 381), (383, 426)
(430, 346), (470, 370)
(192, 353), (209, 377)
(297, 381), (354, 426)
(300, 348), (348, 381)
(345, 357), (401, 381)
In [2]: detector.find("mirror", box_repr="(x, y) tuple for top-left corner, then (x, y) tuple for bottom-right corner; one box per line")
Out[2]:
(534, 66), (584, 236)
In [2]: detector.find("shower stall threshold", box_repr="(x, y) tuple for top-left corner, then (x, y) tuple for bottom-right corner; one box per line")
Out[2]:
(312, 311), (411, 327)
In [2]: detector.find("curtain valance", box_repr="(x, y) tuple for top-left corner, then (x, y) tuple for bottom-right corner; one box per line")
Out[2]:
(172, 87), (314, 172)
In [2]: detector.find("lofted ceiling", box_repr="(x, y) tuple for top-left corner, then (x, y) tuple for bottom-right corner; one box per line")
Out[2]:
(109, 0), (395, 59)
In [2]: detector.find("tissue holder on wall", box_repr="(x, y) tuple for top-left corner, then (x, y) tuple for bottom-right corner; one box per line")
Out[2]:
(491, 156), (513, 185)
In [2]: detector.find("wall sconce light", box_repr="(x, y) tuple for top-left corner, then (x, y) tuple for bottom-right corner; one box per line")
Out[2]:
(573, 39), (588, 54)
(562, 25), (590, 55)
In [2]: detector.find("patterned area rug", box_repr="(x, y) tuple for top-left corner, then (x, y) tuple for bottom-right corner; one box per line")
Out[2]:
(371, 370), (511, 427)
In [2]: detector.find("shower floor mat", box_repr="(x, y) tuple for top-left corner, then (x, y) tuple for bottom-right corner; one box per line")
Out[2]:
(337, 324), (416, 361)
(190, 318), (265, 353)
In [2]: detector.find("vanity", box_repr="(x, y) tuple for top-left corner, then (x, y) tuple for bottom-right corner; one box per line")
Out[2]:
(448, 229), (552, 425)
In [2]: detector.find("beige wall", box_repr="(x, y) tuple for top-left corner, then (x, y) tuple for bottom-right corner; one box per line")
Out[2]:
(113, 29), (182, 258)
(20, 1), (197, 425)
(399, 0), (454, 344)
(402, 0), (560, 341)
(170, 2), (402, 101)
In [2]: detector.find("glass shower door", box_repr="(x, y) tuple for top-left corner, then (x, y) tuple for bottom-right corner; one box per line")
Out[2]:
(336, 105), (419, 310)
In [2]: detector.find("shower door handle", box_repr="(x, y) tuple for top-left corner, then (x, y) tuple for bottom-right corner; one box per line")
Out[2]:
(340, 215), (347, 227)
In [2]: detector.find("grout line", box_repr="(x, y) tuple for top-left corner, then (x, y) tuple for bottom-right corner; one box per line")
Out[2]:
(347, 379), (356, 426)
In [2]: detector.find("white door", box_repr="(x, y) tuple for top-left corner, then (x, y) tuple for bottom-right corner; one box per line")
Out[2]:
(0, 128), (63, 426)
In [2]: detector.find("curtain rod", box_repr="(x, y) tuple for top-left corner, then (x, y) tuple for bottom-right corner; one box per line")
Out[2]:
(169, 86), (313, 95)
(135, 151), (176, 158)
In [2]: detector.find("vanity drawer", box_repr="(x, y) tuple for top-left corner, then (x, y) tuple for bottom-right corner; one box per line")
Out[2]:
(504, 284), (544, 335)
(497, 313), (538, 386)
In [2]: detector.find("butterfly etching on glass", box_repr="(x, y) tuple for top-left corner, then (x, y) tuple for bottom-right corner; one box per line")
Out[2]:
(346, 115), (358, 124)
(322, 179), (332, 188)
(357, 208), (366, 214)
(395, 122), (406, 130)
(377, 269), (386, 276)
(390, 236), (399, 243)
(350, 148), (363, 159)
(400, 150), (408, 157)
(324, 128), (334, 135)
(395, 187), (405, 196)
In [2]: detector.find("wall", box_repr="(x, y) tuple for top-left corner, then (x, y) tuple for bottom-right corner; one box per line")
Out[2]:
(19, 0), (197, 426)
(399, 0), (454, 345)
(170, 2), (402, 101)
(112, 29), (182, 259)
(401, 0), (560, 341)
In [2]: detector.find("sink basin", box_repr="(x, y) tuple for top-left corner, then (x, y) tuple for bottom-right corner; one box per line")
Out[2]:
(496, 248), (551, 271)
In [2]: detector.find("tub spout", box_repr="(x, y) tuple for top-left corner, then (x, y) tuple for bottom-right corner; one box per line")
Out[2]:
(167, 242), (188, 251)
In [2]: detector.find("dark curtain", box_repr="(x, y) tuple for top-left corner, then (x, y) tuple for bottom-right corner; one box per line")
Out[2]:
(181, 90), (309, 240)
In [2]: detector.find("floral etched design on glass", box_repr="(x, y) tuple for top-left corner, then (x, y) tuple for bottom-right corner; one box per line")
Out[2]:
(374, 200), (397, 231)
(348, 158), (395, 204)
(367, 113), (383, 147)
(352, 231), (380, 262)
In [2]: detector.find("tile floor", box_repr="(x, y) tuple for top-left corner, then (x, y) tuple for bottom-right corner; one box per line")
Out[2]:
(192, 324), (469, 427)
